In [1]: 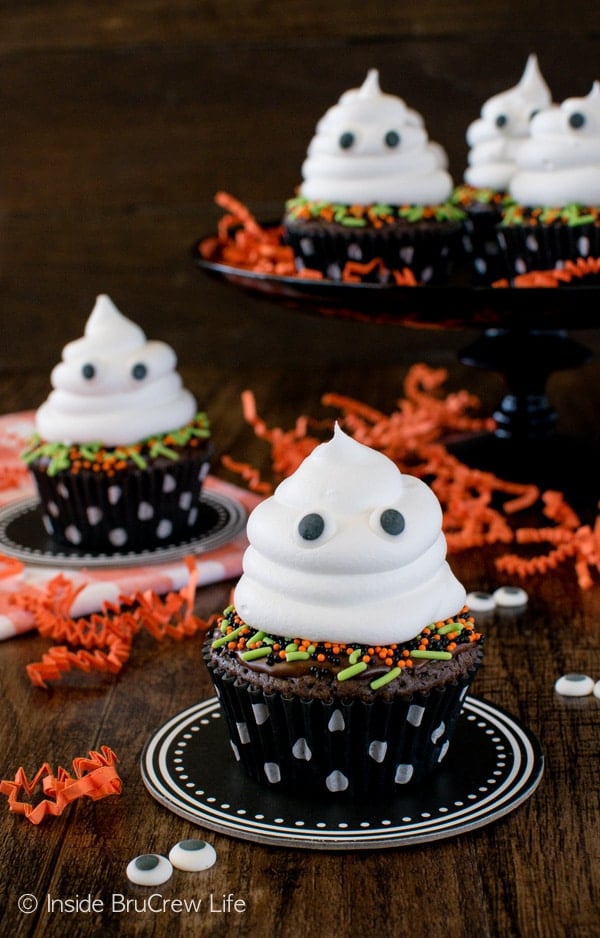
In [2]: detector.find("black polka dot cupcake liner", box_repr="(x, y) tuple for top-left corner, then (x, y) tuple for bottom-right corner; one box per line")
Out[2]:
(30, 450), (212, 553)
(283, 220), (463, 285)
(496, 220), (600, 278)
(460, 204), (509, 284)
(204, 650), (483, 800)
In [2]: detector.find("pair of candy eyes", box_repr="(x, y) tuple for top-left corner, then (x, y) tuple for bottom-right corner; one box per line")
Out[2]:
(298, 508), (405, 541)
(338, 129), (401, 150)
(81, 362), (148, 381)
(126, 840), (217, 885)
(495, 111), (587, 129)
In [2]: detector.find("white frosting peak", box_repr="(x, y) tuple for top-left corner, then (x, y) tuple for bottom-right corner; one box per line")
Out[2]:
(299, 69), (453, 205)
(465, 54), (552, 190)
(510, 81), (600, 205)
(64, 294), (145, 357)
(35, 295), (197, 446)
(518, 53), (551, 102)
(356, 68), (381, 100)
(234, 425), (466, 645)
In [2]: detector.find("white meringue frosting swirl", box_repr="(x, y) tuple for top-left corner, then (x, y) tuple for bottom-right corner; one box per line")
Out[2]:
(35, 294), (197, 446)
(299, 69), (453, 205)
(465, 54), (552, 191)
(234, 425), (466, 645)
(509, 82), (600, 206)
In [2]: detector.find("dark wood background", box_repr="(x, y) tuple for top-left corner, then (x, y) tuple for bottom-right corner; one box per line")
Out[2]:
(3, 2), (600, 382)
(0, 4), (599, 937)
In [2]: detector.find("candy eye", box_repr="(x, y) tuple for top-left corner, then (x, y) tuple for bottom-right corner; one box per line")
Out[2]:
(384, 130), (401, 148)
(81, 363), (96, 380)
(126, 854), (173, 886)
(529, 109), (540, 121)
(339, 131), (355, 150)
(131, 362), (148, 380)
(495, 114), (508, 129)
(379, 508), (405, 536)
(298, 513), (325, 541)
(569, 111), (586, 129)
(169, 839), (217, 871)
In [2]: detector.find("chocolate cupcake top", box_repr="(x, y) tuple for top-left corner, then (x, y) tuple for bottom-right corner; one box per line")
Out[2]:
(299, 69), (453, 206)
(234, 425), (466, 646)
(509, 82), (600, 207)
(465, 53), (552, 192)
(35, 295), (197, 447)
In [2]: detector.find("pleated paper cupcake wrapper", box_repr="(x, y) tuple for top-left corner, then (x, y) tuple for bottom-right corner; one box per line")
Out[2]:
(284, 221), (462, 285)
(30, 451), (212, 553)
(460, 204), (508, 284)
(496, 221), (600, 278)
(205, 652), (483, 800)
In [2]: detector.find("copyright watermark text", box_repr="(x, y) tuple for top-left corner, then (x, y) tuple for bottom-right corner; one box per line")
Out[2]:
(17, 892), (247, 916)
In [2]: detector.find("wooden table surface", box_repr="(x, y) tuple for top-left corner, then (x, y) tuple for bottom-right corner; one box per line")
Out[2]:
(0, 4), (599, 937)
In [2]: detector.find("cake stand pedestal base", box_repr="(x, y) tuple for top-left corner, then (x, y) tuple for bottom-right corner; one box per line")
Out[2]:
(459, 327), (592, 442)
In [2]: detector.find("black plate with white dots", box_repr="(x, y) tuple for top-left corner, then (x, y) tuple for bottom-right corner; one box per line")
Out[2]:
(0, 491), (246, 568)
(141, 695), (544, 850)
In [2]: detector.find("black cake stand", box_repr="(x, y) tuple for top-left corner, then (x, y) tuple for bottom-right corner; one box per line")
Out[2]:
(195, 239), (598, 517)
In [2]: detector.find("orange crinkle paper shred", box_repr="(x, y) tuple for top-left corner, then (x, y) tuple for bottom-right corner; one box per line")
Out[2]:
(0, 746), (122, 825)
(198, 192), (419, 284)
(221, 363), (600, 591)
(198, 191), (297, 276)
(11, 556), (215, 687)
(493, 256), (600, 288)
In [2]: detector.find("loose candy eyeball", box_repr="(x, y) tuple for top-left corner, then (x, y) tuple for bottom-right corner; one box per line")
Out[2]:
(169, 839), (217, 872)
(554, 674), (595, 697)
(493, 585), (528, 608)
(466, 591), (496, 613)
(594, 681), (600, 700)
(126, 854), (173, 886)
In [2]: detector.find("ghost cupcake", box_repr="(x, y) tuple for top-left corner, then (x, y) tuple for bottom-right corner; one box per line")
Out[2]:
(205, 426), (483, 798)
(498, 82), (600, 278)
(282, 69), (465, 284)
(453, 54), (552, 282)
(22, 294), (212, 553)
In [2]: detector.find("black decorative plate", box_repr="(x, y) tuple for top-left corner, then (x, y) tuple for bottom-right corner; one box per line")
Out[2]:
(0, 492), (246, 569)
(194, 233), (600, 330)
(141, 695), (544, 850)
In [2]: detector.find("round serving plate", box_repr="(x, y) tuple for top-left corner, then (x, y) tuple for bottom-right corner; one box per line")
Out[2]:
(194, 232), (600, 331)
(0, 491), (247, 569)
(141, 695), (544, 851)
